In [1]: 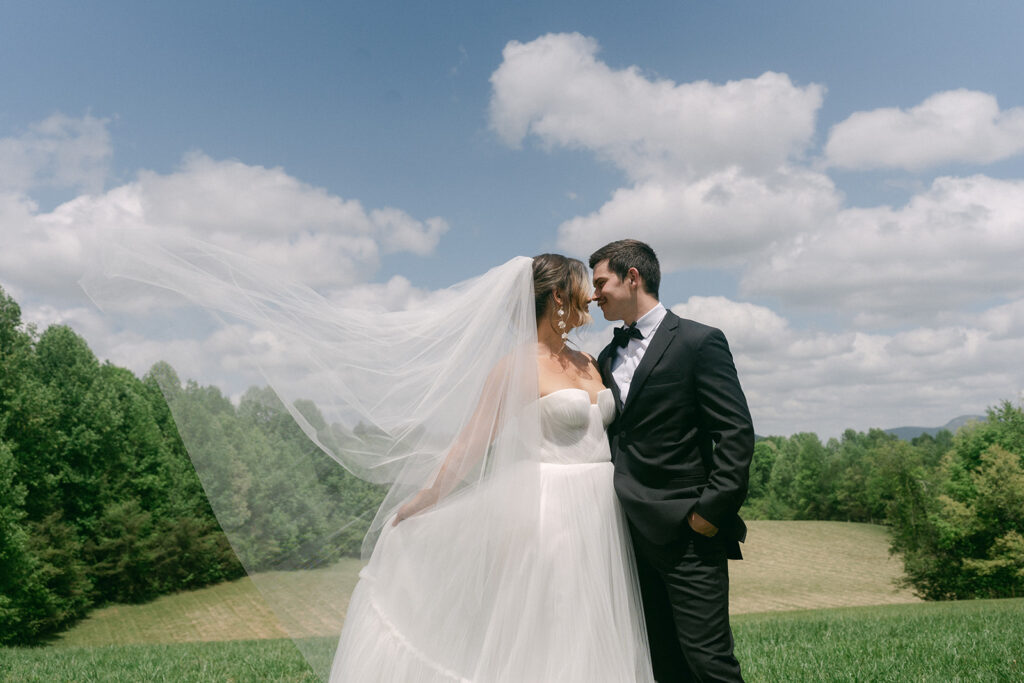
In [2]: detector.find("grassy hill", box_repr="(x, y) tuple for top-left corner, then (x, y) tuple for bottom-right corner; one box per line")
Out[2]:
(51, 520), (918, 648)
(51, 558), (364, 647)
(730, 520), (919, 613)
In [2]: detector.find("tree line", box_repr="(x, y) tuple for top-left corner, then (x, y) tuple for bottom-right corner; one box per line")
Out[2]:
(741, 403), (1024, 600)
(2, 285), (1021, 645)
(0, 287), (383, 645)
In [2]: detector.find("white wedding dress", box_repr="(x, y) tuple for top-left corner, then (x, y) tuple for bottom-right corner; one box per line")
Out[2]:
(329, 387), (655, 682)
(82, 243), (649, 681)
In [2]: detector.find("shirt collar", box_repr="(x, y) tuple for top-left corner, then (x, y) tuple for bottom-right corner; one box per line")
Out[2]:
(634, 302), (666, 340)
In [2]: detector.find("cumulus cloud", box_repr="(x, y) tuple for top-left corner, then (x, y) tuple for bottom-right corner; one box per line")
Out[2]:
(16, 303), (217, 393)
(371, 209), (449, 256)
(1, 148), (448, 300)
(490, 33), (838, 272)
(557, 166), (841, 267)
(825, 90), (1024, 171)
(328, 275), (432, 312)
(18, 276), (439, 412)
(490, 36), (1024, 329)
(669, 296), (1023, 437)
(0, 113), (111, 194)
(485, 36), (1024, 434)
(741, 174), (1024, 321)
(0, 114), (457, 418)
(975, 298), (1024, 340)
(490, 33), (824, 181)
(671, 296), (790, 352)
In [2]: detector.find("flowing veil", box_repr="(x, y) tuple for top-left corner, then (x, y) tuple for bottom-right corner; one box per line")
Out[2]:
(81, 233), (544, 679)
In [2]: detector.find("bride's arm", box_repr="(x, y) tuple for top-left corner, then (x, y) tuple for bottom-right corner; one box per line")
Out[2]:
(393, 359), (511, 525)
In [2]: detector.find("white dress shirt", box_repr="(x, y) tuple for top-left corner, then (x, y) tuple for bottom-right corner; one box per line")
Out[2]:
(611, 302), (667, 405)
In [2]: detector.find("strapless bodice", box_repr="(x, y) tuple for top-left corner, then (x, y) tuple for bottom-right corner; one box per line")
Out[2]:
(536, 388), (615, 465)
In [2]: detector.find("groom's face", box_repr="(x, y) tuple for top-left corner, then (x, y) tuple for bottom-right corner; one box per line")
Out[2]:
(591, 260), (630, 322)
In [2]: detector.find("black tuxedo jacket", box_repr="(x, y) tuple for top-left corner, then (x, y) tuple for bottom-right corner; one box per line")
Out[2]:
(598, 311), (754, 559)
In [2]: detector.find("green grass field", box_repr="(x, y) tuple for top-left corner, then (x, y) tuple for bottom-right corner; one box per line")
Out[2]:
(5, 521), (1016, 681)
(730, 520), (920, 613)
(734, 599), (1023, 682)
(49, 521), (919, 648)
(48, 559), (365, 647)
(4, 600), (1021, 681)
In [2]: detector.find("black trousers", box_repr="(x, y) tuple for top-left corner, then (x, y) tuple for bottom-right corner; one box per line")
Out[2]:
(631, 525), (743, 683)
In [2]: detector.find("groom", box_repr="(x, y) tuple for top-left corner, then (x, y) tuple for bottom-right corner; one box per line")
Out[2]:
(591, 240), (753, 682)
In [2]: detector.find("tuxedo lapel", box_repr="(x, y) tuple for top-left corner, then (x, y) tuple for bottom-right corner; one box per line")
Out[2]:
(621, 312), (678, 416)
(599, 344), (623, 408)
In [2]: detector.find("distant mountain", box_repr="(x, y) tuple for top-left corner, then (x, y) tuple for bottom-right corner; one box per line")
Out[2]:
(884, 415), (985, 441)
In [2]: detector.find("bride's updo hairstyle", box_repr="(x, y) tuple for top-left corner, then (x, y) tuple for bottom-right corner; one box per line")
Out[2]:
(532, 253), (593, 330)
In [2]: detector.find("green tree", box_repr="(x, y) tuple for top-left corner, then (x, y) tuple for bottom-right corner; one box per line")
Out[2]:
(1, 288), (243, 643)
(0, 292), (93, 643)
(0, 438), (36, 642)
(830, 429), (902, 523)
(891, 403), (1024, 599)
(764, 432), (833, 519)
(746, 440), (777, 501)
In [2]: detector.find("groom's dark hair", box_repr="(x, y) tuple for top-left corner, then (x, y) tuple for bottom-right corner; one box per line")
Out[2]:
(589, 239), (660, 300)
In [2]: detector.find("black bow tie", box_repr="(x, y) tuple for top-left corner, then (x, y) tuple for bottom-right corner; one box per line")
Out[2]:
(612, 322), (643, 348)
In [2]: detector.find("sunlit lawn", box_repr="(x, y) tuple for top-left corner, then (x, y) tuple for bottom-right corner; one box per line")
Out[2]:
(5, 600), (1022, 681)
(51, 521), (918, 650)
(9, 521), (1000, 682)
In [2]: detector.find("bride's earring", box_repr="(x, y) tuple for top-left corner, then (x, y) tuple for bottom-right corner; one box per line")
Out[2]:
(557, 305), (568, 341)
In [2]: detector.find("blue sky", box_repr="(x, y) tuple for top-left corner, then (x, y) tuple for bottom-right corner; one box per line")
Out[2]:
(3, 1), (1024, 436)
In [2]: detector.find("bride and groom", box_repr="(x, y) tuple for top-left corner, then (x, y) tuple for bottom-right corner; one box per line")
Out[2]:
(84, 232), (753, 681)
(331, 239), (754, 682)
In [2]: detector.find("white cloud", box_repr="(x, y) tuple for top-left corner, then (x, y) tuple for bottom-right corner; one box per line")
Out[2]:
(329, 275), (432, 312)
(19, 302), (104, 337)
(371, 209), (449, 256)
(14, 301), (213, 386)
(487, 37), (1024, 435)
(103, 327), (256, 393)
(741, 174), (1024, 321)
(1, 147), (448, 300)
(490, 39), (1024, 329)
(0, 115), (456, 432)
(490, 33), (840, 273)
(976, 298), (1024, 339)
(0, 113), (111, 194)
(557, 167), (841, 268)
(671, 296), (789, 352)
(19, 298), (333, 403)
(825, 89), (1024, 170)
(490, 33), (824, 181)
(668, 296), (1023, 437)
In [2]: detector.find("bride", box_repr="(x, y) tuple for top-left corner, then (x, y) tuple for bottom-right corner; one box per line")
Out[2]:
(329, 254), (653, 681)
(83, 244), (653, 681)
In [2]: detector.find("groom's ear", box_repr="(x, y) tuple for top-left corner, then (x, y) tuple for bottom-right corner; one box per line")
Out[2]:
(627, 267), (642, 288)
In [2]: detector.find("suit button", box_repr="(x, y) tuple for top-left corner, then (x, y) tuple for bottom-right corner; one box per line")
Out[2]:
(619, 430), (628, 440)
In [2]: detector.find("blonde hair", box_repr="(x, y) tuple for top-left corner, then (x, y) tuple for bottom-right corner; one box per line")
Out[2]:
(532, 253), (593, 330)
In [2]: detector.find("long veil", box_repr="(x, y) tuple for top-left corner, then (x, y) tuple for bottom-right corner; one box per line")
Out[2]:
(81, 233), (543, 679)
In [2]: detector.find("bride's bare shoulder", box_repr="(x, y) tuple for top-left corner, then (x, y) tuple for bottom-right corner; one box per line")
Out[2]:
(564, 348), (600, 374)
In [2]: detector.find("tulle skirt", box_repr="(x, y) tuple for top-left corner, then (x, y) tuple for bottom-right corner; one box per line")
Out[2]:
(329, 461), (654, 682)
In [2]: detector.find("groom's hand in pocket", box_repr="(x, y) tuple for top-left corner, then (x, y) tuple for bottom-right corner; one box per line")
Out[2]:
(688, 510), (718, 537)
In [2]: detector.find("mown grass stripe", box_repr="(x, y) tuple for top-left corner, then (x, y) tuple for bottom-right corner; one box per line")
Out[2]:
(51, 522), (919, 649)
